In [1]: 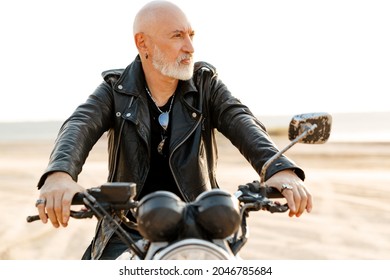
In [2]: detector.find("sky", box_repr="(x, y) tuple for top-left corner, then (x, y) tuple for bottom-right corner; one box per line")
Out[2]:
(1, 0), (389, 122)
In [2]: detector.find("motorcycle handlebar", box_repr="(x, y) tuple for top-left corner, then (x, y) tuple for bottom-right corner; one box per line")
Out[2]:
(26, 191), (92, 223)
(26, 181), (287, 223)
(26, 183), (137, 223)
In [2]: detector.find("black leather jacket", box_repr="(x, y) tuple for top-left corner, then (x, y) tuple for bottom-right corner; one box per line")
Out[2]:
(38, 56), (304, 259)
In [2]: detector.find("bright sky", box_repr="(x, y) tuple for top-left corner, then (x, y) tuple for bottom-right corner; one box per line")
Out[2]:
(1, 0), (389, 122)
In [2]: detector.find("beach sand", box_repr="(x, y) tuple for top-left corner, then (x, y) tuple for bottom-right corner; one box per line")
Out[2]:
(1, 128), (390, 260)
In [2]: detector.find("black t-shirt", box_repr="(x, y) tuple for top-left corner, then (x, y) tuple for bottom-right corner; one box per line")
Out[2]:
(137, 91), (183, 201)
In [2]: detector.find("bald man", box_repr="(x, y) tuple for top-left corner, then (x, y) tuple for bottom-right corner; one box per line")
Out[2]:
(35, 1), (311, 259)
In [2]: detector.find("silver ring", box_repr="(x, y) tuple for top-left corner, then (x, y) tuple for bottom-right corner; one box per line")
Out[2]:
(35, 198), (46, 207)
(281, 184), (293, 194)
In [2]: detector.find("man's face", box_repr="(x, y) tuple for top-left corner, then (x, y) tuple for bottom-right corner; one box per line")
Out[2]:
(147, 11), (195, 80)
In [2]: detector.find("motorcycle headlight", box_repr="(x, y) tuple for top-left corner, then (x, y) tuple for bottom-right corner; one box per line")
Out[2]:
(195, 189), (241, 239)
(135, 191), (185, 242)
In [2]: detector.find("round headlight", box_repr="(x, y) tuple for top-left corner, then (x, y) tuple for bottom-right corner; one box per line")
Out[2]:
(136, 191), (185, 242)
(195, 189), (241, 239)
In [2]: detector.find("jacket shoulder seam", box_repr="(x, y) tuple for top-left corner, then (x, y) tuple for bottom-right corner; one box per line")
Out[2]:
(194, 61), (217, 76)
(101, 69), (125, 84)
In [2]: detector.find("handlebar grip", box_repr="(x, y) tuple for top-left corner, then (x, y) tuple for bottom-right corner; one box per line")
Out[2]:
(26, 215), (41, 223)
(265, 186), (284, 199)
(241, 181), (284, 199)
(26, 193), (86, 223)
(71, 192), (85, 205)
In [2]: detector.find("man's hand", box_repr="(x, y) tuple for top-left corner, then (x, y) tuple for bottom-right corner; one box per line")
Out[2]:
(265, 169), (312, 217)
(36, 172), (85, 227)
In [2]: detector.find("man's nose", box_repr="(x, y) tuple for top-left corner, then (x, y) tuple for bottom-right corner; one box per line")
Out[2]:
(183, 35), (194, 53)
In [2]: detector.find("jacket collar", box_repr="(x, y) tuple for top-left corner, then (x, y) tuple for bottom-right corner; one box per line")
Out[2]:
(113, 56), (146, 97)
(105, 55), (198, 97)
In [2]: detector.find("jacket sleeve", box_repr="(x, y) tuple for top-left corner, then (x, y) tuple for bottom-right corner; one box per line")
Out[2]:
(199, 64), (305, 181)
(37, 82), (114, 188)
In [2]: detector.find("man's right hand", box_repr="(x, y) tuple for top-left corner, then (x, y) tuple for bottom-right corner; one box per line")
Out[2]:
(36, 172), (85, 228)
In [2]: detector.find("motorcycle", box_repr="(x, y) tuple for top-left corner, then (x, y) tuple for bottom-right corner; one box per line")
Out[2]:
(27, 112), (332, 260)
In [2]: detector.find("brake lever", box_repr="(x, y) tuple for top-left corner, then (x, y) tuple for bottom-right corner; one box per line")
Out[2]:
(237, 183), (289, 213)
(70, 209), (95, 219)
(237, 184), (267, 203)
(267, 202), (289, 213)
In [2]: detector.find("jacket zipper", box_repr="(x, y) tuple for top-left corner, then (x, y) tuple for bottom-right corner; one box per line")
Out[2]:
(169, 115), (203, 202)
(108, 96), (134, 182)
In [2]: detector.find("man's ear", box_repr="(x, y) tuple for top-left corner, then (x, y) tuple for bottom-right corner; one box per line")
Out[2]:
(134, 33), (147, 53)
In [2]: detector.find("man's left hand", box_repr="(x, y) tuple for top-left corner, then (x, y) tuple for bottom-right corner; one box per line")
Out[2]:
(265, 169), (312, 217)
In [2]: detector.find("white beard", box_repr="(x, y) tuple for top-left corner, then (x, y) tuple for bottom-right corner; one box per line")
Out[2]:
(152, 46), (194, 81)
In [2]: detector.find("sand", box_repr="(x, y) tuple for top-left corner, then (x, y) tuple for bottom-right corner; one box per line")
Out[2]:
(1, 130), (389, 260)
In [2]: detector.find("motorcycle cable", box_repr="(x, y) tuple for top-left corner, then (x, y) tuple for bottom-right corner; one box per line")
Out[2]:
(82, 191), (146, 259)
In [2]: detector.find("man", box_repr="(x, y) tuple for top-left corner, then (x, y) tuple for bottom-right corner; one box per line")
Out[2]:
(36, 0), (311, 259)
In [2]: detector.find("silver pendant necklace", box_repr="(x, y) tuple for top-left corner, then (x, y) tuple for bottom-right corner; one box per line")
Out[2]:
(145, 87), (175, 131)
(145, 86), (175, 155)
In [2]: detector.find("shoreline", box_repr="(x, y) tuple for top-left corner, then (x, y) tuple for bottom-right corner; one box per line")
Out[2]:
(1, 111), (390, 143)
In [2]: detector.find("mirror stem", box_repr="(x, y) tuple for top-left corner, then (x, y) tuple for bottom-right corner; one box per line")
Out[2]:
(259, 124), (318, 187)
